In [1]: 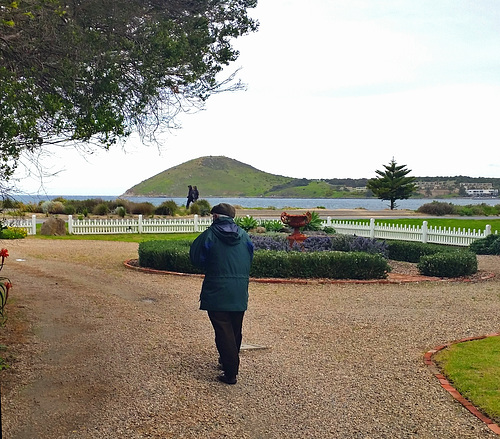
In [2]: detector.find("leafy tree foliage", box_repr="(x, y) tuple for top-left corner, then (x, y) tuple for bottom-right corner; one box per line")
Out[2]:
(0, 0), (258, 184)
(366, 159), (416, 210)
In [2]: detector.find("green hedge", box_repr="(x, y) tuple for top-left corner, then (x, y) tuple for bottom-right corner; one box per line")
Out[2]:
(417, 251), (478, 277)
(386, 240), (452, 263)
(469, 234), (500, 255)
(385, 240), (478, 277)
(250, 250), (389, 279)
(138, 240), (203, 274)
(138, 238), (478, 280)
(138, 240), (390, 280)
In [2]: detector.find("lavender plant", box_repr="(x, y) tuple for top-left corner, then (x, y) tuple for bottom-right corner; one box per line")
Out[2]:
(302, 236), (333, 252)
(250, 234), (289, 251)
(348, 236), (389, 258)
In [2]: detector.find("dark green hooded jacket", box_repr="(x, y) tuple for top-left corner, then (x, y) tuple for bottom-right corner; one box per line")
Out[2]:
(190, 217), (254, 311)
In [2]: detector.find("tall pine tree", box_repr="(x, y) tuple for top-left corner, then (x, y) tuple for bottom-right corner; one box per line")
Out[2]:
(367, 159), (416, 210)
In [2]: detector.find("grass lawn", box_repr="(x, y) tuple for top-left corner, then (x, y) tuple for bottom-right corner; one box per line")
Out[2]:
(434, 336), (500, 424)
(345, 218), (500, 233)
(29, 231), (200, 243)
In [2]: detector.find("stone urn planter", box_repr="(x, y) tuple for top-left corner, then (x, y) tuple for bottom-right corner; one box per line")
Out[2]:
(280, 211), (312, 247)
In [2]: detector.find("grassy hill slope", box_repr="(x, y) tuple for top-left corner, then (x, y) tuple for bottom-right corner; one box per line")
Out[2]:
(122, 156), (298, 197)
(121, 155), (500, 199)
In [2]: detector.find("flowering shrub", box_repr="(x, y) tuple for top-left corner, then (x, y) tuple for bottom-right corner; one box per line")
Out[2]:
(0, 248), (12, 323)
(0, 227), (28, 239)
(250, 234), (289, 251)
(349, 236), (389, 259)
(302, 236), (334, 252)
(250, 234), (388, 257)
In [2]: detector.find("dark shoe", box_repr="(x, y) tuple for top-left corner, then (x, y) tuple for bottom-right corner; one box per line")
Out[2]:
(217, 374), (237, 385)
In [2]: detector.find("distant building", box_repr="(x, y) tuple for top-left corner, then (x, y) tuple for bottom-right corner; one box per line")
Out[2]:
(465, 189), (498, 197)
(460, 182), (494, 190)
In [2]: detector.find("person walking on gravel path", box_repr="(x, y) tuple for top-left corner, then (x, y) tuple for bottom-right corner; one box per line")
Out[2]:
(190, 203), (254, 384)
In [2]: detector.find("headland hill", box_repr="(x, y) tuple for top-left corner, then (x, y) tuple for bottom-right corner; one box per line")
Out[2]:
(121, 156), (500, 199)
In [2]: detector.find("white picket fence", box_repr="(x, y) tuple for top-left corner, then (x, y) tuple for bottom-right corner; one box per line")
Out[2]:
(3, 215), (37, 235)
(6, 215), (496, 247)
(325, 217), (495, 247)
(67, 215), (212, 234)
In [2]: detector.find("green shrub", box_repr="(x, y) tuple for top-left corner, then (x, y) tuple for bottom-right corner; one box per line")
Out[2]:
(322, 226), (336, 234)
(194, 199), (211, 216)
(138, 240), (203, 274)
(23, 202), (41, 213)
(417, 201), (457, 216)
(50, 201), (65, 214)
(115, 206), (126, 218)
(459, 207), (475, 217)
(302, 211), (323, 231)
(189, 203), (201, 215)
(261, 220), (285, 232)
(1, 197), (15, 209)
(417, 251), (478, 277)
(386, 240), (450, 263)
(0, 227), (28, 239)
(93, 203), (109, 216)
(130, 202), (155, 216)
(40, 201), (52, 214)
(235, 215), (258, 232)
(155, 200), (178, 216)
(469, 234), (500, 255)
(330, 234), (356, 252)
(250, 250), (389, 279)
(64, 204), (76, 215)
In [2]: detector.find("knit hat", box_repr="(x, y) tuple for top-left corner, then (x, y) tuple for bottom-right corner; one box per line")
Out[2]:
(210, 203), (236, 218)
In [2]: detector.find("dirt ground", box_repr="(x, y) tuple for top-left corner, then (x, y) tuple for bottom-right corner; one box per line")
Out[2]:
(0, 239), (499, 438)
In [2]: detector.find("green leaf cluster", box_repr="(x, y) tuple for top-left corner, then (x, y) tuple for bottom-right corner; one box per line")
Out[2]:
(0, 0), (259, 180)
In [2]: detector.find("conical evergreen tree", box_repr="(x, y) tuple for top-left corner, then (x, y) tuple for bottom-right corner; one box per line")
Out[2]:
(367, 159), (417, 210)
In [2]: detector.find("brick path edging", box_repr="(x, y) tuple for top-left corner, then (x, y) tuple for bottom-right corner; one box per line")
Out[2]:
(424, 333), (500, 435)
(123, 259), (478, 285)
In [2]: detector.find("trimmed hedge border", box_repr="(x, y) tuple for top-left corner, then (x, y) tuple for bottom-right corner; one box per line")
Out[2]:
(138, 240), (390, 280)
(137, 237), (480, 280)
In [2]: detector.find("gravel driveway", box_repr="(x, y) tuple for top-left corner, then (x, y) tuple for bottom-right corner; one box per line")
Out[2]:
(1, 239), (500, 438)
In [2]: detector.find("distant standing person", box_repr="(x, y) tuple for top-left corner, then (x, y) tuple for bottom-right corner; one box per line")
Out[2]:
(190, 203), (254, 385)
(186, 185), (194, 209)
(193, 186), (199, 202)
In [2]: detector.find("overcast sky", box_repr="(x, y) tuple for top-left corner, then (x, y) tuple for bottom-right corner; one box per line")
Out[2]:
(15, 0), (500, 196)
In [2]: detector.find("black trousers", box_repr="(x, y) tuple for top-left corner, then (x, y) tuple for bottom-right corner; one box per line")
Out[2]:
(207, 310), (245, 378)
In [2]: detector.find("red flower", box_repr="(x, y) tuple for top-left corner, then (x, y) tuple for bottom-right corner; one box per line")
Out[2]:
(0, 249), (8, 258)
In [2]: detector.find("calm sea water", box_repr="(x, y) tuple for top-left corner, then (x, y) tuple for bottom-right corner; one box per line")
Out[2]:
(12, 195), (500, 210)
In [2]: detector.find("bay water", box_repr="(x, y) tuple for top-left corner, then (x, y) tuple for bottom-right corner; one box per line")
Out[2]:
(13, 195), (500, 210)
